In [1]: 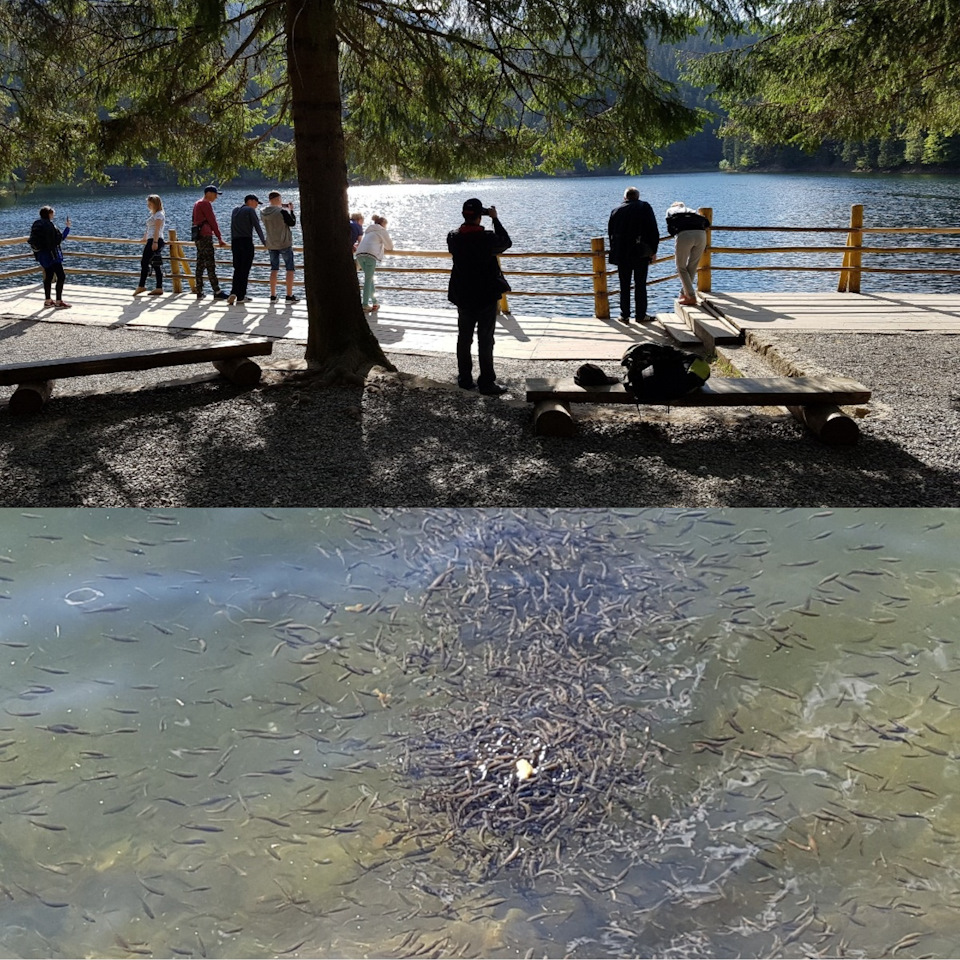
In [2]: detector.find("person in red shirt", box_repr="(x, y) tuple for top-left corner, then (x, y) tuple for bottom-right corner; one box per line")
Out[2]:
(192, 185), (229, 300)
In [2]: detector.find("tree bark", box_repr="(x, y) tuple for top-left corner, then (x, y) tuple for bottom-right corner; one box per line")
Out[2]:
(286, 0), (395, 375)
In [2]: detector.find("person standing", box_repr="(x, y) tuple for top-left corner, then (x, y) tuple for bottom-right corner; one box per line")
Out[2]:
(354, 214), (393, 313)
(349, 212), (364, 252)
(608, 186), (659, 324)
(226, 194), (267, 305)
(261, 191), (299, 303)
(665, 201), (710, 306)
(446, 198), (511, 395)
(29, 206), (71, 309)
(133, 195), (166, 296)
(192, 185), (229, 300)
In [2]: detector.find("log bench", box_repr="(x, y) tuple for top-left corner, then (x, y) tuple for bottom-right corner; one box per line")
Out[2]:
(0, 338), (274, 415)
(526, 375), (872, 444)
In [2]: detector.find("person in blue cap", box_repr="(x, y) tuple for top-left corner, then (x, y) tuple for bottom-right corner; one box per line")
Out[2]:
(446, 198), (511, 395)
(227, 194), (267, 305)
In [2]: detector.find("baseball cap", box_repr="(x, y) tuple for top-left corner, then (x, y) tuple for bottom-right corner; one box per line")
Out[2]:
(203, 184), (222, 194)
(462, 198), (484, 215)
(244, 194), (260, 204)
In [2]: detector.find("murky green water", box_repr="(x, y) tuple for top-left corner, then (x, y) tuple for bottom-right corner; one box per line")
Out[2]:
(0, 508), (957, 958)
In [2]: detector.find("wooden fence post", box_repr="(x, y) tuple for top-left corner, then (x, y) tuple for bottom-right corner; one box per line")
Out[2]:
(838, 203), (864, 293)
(169, 229), (196, 294)
(698, 207), (712, 294)
(591, 236), (610, 319)
(169, 228), (183, 294)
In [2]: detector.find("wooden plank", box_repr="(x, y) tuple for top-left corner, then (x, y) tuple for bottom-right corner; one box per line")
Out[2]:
(525, 376), (871, 406)
(685, 309), (742, 350)
(656, 313), (702, 344)
(0, 339), (272, 386)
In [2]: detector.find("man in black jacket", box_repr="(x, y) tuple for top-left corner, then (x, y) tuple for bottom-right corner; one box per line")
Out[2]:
(447, 198), (512, 395)
(607, 186), (660, 324)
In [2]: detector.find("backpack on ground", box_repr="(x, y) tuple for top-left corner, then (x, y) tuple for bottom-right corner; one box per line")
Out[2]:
(28, 219), (59, 255)
(621, 342), (711, 402)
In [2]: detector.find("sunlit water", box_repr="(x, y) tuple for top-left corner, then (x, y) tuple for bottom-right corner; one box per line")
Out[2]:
(2, 172), (960, 315)
(0, 507), (958, 958)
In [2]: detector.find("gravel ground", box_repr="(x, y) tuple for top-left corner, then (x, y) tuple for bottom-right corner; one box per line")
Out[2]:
(1, 318), (958, 507)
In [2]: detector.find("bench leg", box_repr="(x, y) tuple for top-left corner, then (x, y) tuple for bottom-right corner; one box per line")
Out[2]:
(533, 399), (577, 437)
(212, 357), (262, 389)
(9, 380), (54, 416)
(787, 403), (860, 445)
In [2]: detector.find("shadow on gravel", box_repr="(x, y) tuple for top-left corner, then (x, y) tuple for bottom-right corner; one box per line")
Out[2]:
(1, 377), (958, 507)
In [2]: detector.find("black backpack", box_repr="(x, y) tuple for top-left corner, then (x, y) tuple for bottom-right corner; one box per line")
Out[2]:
(28, 219), (60, 254)
(621, 342), (711, 402)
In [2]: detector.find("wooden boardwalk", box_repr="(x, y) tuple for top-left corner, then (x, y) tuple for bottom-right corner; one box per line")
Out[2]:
(0, 283), (677, 361)
(2, 285), (959, 365)
(703, 291), (960, 332)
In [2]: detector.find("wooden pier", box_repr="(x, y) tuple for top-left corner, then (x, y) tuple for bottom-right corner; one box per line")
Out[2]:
(2, 283), (960, 367)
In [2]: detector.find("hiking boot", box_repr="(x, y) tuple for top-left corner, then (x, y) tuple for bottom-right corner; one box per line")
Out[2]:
(213, 290), (228, 301)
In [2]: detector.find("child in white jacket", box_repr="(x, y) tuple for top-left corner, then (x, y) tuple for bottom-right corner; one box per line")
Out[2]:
(354, 215), (393, 311)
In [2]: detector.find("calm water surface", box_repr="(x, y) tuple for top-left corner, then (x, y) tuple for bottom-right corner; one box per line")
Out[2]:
(2, 172), (960, 315)
(0, 507), (958, 958)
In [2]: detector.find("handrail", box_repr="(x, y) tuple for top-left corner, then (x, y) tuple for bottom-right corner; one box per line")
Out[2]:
(696, 204), (960, 295)
(3, 203), (960, 316)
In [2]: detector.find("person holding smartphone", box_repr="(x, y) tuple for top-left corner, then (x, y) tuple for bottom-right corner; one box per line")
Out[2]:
(446, 198), (511, 395)
(29, 206), (71, 309)
(261, 191), (299, 303)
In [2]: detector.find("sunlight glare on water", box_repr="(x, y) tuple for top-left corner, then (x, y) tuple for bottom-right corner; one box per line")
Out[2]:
(0, 507), (957, 958)
(4, 171), (960, 312)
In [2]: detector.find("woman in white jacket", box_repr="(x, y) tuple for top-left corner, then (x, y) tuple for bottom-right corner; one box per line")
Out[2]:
(354, 215), (393, 312)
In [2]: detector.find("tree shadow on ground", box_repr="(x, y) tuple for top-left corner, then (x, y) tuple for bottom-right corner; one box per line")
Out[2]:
(0, 377), (957, 507)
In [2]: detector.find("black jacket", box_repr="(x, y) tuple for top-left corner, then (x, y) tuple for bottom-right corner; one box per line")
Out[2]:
(666, 210), (710, 236)
(447, 218), (512, 306)
(607, 198), (659, 267)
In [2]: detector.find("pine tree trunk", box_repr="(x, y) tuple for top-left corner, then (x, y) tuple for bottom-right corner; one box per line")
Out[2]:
(286, 0), (395, 375)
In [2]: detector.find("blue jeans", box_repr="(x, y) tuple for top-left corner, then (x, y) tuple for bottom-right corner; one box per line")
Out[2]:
(356, 253), (378, 307)
(269, 246), (295, 272)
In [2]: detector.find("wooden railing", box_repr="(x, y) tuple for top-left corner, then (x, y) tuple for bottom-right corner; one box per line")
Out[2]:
(3, 204), (960, 317)
(697, 204), (960, 295)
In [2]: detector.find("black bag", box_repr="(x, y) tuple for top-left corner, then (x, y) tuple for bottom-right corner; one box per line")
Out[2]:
(621, 342), (711, 402)
(634, 237), (655, 259)
(574, 363), (619, 387)
(28, 219), (59, 254)
(190, 223), (202, 242)
(667, 210), (710, 236)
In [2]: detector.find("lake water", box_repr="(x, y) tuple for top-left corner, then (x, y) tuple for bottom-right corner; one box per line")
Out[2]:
(1, 506), (958, 958)
(2, 171), (960, 315)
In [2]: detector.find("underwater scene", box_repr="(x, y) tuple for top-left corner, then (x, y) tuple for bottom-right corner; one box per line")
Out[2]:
(0, 507), (957, 959)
